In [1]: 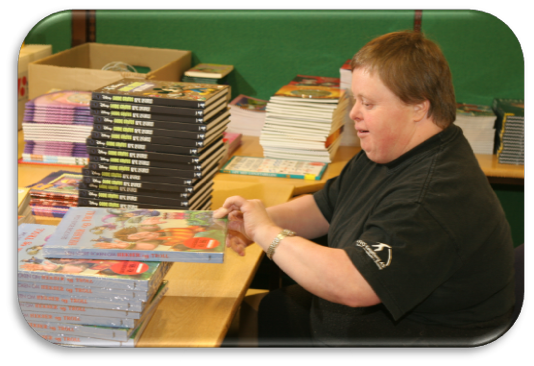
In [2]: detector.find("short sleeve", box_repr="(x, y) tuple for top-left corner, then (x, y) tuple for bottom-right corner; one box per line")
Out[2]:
(342, 200), (459, 321)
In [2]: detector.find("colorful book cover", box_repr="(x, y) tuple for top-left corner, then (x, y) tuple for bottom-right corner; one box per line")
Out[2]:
(27, 170), (82, 201)
(92, 78), (229, 108)
(340, 59), (351, 70)
(18, 224), (168, 291)
(42, 208), (226, 263)
(184, 63), (234, 79)
(289, 75), (340, 87)
(26, 90), (92, 109)
(229, 94), (268, 112)
(220, 156), (328, 180)
(273, 84), (343, 101)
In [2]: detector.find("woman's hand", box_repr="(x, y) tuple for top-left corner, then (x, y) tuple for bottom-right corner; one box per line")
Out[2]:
(213, 196), (280, 256)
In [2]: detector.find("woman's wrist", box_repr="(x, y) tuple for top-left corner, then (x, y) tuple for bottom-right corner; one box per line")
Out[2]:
(254, 224), (283, 250)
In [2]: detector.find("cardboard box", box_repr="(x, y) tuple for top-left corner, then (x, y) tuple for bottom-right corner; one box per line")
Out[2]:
(18, 44), (52, 130)
(28, 43), (191, 100)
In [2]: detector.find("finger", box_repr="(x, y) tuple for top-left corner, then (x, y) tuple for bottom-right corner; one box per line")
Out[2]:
(212, 207), (230, 218)
(220, 196), (249, 210)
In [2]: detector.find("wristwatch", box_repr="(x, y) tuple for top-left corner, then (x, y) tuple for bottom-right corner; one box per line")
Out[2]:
(266, 229), (296, 260)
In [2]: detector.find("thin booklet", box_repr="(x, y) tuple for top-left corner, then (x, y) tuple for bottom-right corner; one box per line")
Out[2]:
(220, 156), (328, 180)
(42, 208), (227, 263)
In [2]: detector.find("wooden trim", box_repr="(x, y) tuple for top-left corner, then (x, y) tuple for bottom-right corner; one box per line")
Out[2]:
(71, 10), (96, 47)
(414, 10), (423, 32)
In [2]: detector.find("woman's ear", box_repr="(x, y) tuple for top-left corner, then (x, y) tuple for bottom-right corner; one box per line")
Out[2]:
(413, 100), (430, 122)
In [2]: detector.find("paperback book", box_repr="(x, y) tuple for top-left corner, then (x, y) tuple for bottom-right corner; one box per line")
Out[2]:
(220, 156), (328, 180)
(271, 85), (343, 103)
(26, 170), (81, 201)
(86, 138), (224, 163)
(93, 108), (230, 132)
(184, 63), (234, 79)
(289, 74), (340, 87)
(43, 208), (226, 263)
(92, 78), (229, 109)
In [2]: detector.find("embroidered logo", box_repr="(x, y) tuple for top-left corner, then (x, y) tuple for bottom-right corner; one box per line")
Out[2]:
(355, 240), (392, 270)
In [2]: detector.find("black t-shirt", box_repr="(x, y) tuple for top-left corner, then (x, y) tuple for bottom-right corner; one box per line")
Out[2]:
(313, 125), (514, 335)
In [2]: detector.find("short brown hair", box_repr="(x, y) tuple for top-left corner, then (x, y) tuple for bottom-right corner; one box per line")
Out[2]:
(351, 31), (456, 128)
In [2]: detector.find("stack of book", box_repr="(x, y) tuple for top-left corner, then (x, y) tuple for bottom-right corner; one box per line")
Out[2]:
(26, 170), (82, 218)
(227, 95), (268, 136)
(19, 207), (227, 346)
(260, 75), (349, 163)
(455, 103), (497, 155)
(21, 90), (92, 166)
(493, 98), (524, 165)
(218, 132), (243, 168)
(338, 60), (359, 147)
(82, 78), (231, 210)
(18, 187), (36, 225)
(182, 63), (234, 85)
(339, 59), (352, 91)
(18, 223), (170, 347)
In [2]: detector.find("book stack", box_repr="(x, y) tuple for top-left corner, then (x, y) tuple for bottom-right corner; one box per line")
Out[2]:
(18, 223), (171, 347)
(455, 103), (497, 155)
(182, 63), (234, 85)
(21, 90), (92, 166)
(339, 60), (359, 147)
(339, 60), (352, 91)
(493, 99), (524, 165)
(18, 187), (36, 225)
(82, 78), (231, 211)
(260, 76), (349, 163)
(227, 95), (268, 136)
(26, 170), (82, 218)
(218, 132), (243, 168)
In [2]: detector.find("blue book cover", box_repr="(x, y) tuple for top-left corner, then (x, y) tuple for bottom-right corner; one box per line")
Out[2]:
(42, 208), (226, 263)
(220, 156), (328, 180)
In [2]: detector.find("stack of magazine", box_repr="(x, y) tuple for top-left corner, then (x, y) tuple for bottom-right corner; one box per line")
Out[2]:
(260, 75), (349, 163)
(455, 103), (497, 155)
(82, 78), (231, 210)
(492, 98), (524, 165)
(18, 223), (170, 347)
(227, 95), (267, 136)
(26, 170), (82, 218)
(21, 90), (92, 166)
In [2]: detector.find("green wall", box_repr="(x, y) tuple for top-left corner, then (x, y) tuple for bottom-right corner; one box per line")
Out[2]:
(22, 10), (525, 247)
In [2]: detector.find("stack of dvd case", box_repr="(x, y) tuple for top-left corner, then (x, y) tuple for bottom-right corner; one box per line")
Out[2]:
(21, 90), (93, 166)
(492, 98), (524, 165)
(80, 78), (231, 211)
(18, 224), (171, 347)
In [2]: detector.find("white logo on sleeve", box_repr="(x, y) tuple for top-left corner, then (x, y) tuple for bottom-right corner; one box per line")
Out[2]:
(355, 240), (392, 270)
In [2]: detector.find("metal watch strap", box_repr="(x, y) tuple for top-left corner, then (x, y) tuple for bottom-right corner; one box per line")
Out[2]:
(266, 229), (296, 260)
